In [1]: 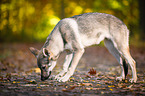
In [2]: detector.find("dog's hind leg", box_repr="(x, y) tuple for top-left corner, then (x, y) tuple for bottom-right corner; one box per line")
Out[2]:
(119, 47), (137, 83)
(123, 59), (128, 78)
(104, 38), (128, 81)
(55, 53), (73, 79)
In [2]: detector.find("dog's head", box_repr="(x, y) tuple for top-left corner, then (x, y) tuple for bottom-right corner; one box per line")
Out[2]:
(29, 47), (57, 81)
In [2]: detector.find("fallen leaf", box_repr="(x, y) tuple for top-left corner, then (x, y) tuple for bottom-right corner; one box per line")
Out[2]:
(88, 68), (96, 76)
(118, 83), (127, 88)
(37, 86), (41, 88)
(31, 68), (41, 73)
(28, 80), (37, 84)
(62, 86), (76, 92)
(96, 84), (101, 86)
(21, 84), (37, 87)
(107, 76), (115, 80)
(108, 85), (115, 88)
(83, 80), (89, 83)
(85, 87), (94, 90)
(80, 83), (93, 86)
(110, 88), (113, 91)
(12, 81), (16, 84)
(101, 91), (105, 94)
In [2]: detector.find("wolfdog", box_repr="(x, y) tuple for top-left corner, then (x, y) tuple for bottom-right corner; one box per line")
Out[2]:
(30, 12), (137, 83)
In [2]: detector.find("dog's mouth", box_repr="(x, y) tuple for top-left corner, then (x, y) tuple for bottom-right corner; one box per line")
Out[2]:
(41, 71), (51, 81)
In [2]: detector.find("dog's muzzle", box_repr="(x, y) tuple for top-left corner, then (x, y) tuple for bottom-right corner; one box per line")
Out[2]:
(41, 71), (51, 81)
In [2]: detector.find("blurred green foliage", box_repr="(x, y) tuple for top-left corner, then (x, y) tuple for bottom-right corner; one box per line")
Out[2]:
(0, 0), (139, 43)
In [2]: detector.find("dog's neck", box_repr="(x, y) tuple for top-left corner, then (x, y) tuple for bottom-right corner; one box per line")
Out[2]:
(42, 29), (64, 57)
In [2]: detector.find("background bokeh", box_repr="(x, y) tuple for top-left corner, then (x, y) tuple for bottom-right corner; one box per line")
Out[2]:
(0, 0), (144, 46)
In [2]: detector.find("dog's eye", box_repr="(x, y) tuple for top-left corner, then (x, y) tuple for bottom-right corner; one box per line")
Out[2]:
(41, 58), (49, 64)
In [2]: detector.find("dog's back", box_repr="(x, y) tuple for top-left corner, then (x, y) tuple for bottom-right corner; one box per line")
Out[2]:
(59, 12), (128, 48)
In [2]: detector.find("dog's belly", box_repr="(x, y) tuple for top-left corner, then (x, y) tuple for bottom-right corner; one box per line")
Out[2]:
(80, 35), (99, 47)
(80, 30), (109, 47)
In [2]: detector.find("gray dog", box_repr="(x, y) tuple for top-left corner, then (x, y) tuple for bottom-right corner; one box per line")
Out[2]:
(30, 12), (137, 83)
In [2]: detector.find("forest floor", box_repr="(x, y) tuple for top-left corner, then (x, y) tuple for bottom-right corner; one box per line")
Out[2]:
(0, 43), (145, 96)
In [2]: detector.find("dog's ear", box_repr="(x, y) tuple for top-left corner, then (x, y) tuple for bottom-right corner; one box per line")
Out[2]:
(29, 47), (39, 57)
(43, 48), (54, 60)
(43, 48), (49, 57)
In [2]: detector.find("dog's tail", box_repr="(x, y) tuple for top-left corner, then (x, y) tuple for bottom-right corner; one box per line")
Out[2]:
(123, 59), (128, 78)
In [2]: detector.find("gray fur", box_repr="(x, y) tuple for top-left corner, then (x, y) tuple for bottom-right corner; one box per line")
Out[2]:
(30, 12), (137, 83)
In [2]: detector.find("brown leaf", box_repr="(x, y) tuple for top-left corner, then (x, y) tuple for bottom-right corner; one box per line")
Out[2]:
(107, 76), (115, 80)
(80, 83), (93, 86)
(88, 68), (96, 75)
(62, 86), (76, 92)
(28, 80), (37, 84)
(118, 83), (127, 88)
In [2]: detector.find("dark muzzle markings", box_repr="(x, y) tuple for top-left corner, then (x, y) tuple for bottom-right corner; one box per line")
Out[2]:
(41, 70), (51, 81)
(39, 56), (51, 81)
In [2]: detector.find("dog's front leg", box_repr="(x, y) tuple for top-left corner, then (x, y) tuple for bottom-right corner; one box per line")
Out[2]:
(55, 53), (73, 79)
(58, 49), (84, 82)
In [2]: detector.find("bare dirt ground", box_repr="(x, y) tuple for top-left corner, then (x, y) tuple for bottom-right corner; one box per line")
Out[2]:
(0, 43), (145, 96)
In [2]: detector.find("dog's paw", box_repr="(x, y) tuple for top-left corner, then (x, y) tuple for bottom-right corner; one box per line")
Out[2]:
(129, 78), (137, 83)
(116, 76), (123, 81)
(55, 71), (66, 80)
(55, 74), (62, 80)
(58, 77), (69, 82)
(57, 74), (71, 82)
(58, 78), (68, 82)
(59, 76), (70, 82)
(55, 76), (61, 81)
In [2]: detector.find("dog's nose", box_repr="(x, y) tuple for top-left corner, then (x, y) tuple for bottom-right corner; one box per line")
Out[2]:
(41, 76), (49, 81)
(41, 71), (51, 81)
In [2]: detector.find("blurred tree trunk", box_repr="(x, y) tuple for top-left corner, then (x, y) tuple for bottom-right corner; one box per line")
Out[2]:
(61, 0), (65, 19)
(139, 0), (145, 41)
(0, 1), (1, 42)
